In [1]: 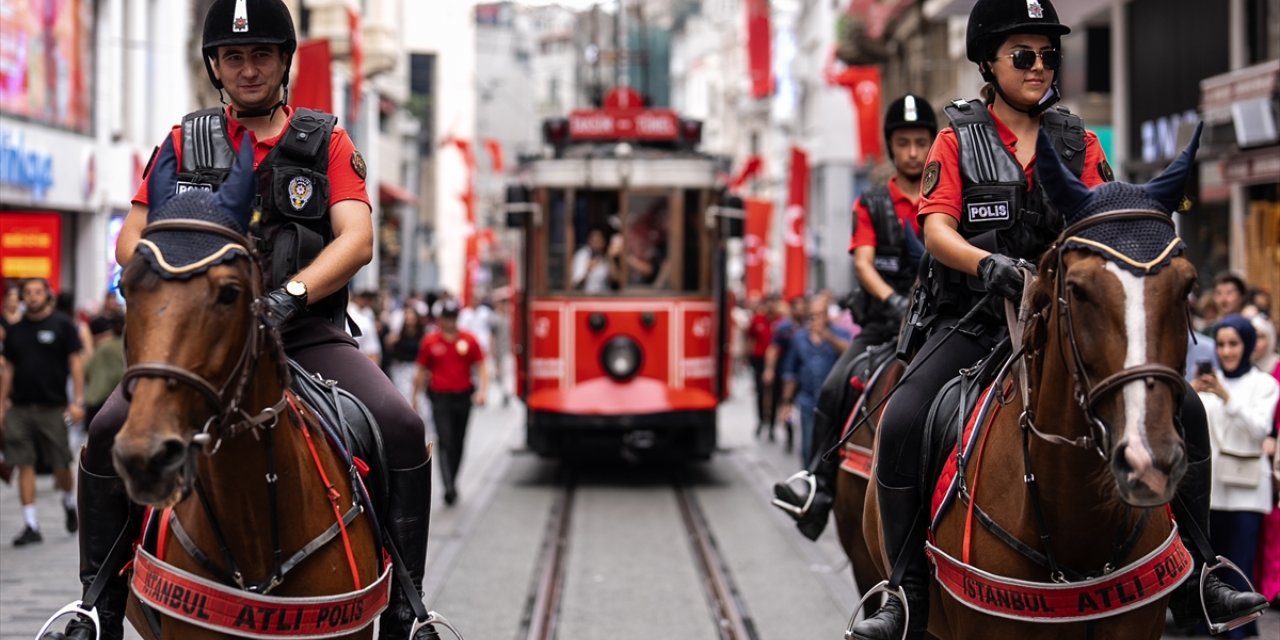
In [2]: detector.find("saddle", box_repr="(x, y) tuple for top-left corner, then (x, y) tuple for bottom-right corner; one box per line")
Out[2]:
(287, 360), (390, 514)
(922, 337), (1012, 518)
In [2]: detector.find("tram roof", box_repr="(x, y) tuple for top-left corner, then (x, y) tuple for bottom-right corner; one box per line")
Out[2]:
(526, 147), (721, 189)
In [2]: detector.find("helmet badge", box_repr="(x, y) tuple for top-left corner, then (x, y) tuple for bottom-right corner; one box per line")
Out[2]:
(903, 95), (918, 123)
(1026, 0), (1044, 19)
(288, 176), (314, 210)
(232, 0), (249, 33)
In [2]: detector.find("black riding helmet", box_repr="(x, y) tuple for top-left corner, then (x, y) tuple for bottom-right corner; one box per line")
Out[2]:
(883, 94), (937, 147)
(966, 0), (1070, 116)
(202, 0), (297, 115)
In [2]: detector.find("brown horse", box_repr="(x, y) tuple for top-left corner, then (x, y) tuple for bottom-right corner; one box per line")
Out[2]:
(108, 140), (382, 639)
(857, 128), (1205, 639)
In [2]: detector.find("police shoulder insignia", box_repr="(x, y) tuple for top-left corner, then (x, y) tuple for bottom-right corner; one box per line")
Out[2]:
(351, 150), (367, 179)
(922, 161), (941, 198)
(1098, 159), (1115, 183)
(1179, 195), (1194, 213)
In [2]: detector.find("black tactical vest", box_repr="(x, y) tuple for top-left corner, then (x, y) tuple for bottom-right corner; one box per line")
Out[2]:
(927, 99), (1086, 316)
(177, 107), (347, 327)
(862, 186), (918, 294)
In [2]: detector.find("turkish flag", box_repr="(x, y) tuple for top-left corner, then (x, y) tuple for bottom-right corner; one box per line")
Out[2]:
(831, 65), (883, 162)
(783, 147), (808, 300)
(744, 198), (772, 301)
(745, 0), (772, 99)
(730, 155), (763, 191)
(483, 138), (505, 173)
(293, 39), (333, 112)
(347, 5), (363, 118)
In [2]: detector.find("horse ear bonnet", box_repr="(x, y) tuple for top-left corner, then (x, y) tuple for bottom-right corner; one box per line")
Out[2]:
(136, 134), (257, 279)
(1034, 124), (1202, 275)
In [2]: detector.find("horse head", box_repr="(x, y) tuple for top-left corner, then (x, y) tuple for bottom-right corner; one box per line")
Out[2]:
(113, 135), (269, 507)
(1026, 124), (1202, 507)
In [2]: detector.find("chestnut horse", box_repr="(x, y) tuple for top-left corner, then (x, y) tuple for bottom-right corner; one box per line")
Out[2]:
(110, 140), (382, 639)
(857, 128), (1204, 639)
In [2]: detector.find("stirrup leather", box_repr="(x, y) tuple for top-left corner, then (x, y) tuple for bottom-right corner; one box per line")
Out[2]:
(844, 580), (911, 640)
(1199, 556), (1265, 635)
(771, 471), (817, 518)
(35, 601), (100, 640)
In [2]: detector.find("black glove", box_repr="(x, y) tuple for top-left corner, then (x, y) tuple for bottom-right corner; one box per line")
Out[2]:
(884, 292), (910, 323)
(264, 288), (306, 328)
(977, 254), (1026, 302)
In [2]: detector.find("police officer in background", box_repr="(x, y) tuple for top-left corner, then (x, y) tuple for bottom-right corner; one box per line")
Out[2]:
(772, 94), (937, 541)
(848, 1), (1266, 638)
(53, 2), (438, 639)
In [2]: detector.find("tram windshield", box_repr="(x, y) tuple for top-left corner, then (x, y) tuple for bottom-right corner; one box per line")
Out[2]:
(539, 188), (709, 295)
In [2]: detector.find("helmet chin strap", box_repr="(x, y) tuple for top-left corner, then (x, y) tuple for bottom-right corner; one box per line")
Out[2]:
(983, 66), (1061, 118)
(233, 85), (288, 120)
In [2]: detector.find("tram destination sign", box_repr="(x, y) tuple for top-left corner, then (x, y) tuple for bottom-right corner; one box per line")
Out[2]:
(567, 108), (680, 142)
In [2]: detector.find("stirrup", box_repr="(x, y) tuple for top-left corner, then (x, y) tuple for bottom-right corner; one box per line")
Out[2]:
(771, 471), (817, 518)
(35, 601), (99, 640)
(1199, 556), (1265, 635)
(413, 610), (466, 640)
(844, 580), (910, 640)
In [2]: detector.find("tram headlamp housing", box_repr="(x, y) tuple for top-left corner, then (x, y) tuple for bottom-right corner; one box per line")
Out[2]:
(601, 336), (643, 381)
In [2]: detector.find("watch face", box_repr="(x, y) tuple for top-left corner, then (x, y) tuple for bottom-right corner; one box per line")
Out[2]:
(286, 281), (307, 297)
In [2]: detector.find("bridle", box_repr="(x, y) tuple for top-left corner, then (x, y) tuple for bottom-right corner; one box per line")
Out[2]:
(120, 219), (287, 461)
(1020, 209), (1187, 458)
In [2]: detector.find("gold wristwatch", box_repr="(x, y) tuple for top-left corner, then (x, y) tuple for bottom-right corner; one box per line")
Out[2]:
(284, 279), (308, 305)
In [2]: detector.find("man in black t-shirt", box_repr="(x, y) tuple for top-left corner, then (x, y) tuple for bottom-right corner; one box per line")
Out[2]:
(0, 278), (84, 546)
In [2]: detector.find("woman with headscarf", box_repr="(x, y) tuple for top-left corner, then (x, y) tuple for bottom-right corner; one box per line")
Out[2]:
(1192, 314), (1279, 638)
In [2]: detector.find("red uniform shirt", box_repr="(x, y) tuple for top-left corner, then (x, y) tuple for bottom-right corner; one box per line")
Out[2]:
(917, 106), (1108, 227)
(132, 105), (370, 208)
(416, 330), (484, 393)
(747, 312), (773, 359)
(848, 175), (921, 254)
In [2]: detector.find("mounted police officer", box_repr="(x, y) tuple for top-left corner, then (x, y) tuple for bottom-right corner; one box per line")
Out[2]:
(849, 1), (1265, 638)
(48, 2), (439, 639)
(772, 94), (938, 541)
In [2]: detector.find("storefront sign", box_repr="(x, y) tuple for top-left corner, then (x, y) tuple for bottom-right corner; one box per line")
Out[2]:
(0, 212), (61, 286)
(567, 109), (679, 142)
(0, 128), (55, 201)
(1200, 60), (1279, 124)
(1222, 147), (1280, 186)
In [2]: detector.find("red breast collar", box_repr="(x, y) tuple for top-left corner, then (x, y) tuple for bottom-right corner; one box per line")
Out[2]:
(840, 443), (873, 479)
(130, 549), (391, 639)
(927, 524), (1192, 622)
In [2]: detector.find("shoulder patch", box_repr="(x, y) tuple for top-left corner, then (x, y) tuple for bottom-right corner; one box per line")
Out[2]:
(350, 150), (367, 179)
(922, 161), (941, 198)
(1098, 159), (1115, 183)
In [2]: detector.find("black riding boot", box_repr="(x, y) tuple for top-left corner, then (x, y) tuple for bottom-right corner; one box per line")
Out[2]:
(848, 480), (930, 640)
(771, 452), (839, 541)
(1167, 455), (1267, 630)
(44, 463), (139, 640)
(379, 460), (442, 640)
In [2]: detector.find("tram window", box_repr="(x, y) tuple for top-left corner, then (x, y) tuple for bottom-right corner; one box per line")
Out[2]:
(546, 189), (567, 292)
(619, 194), (672, 289)
(567, 190), (620, 294)
(683, 189), (706, 292)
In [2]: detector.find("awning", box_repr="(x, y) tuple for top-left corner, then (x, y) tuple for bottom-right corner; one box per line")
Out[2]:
(378, 182), (417, 205)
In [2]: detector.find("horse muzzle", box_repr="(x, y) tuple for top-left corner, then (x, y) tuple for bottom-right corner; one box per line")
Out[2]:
(112, 431), (192, 507)
(1110, 441), (1186, 507)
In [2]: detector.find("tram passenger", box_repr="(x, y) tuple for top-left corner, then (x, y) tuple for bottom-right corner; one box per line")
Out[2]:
(611, 201), (671, 288)
(57, 2), (438, 639)
(772, 94), (938, 540)
(848, 1), (1267, 638)
(572, 228), (616, 293)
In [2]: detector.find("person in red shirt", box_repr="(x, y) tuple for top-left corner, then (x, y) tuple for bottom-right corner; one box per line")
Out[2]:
(413, 299), (488, 506)
(57, 3), (438, 639)
(745, 296), (776, 440)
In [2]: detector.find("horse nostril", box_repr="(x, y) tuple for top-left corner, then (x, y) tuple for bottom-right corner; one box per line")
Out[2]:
(156, 438), (188, 473)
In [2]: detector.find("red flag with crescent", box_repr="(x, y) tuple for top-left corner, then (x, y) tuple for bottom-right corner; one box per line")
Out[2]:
(744, 198), (772, 301)
(831, 64), (883, 162)
(783, 147), (808, 300)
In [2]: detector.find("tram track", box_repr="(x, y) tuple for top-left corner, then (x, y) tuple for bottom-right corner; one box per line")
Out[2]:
(519, 470), (759, 640)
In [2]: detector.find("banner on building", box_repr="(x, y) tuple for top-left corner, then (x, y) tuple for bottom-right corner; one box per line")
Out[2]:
(743, 198), (772, 301)
(0, 0), (93, 133)
(730, 155), (763, 191)
(0, 212), (61, 289)
(830, 64), (884, 163)
(293, 39), (334, 113)
(347, 5), (364, 119)
(745, 0), (772, 99)
(783, 147), (808, 300)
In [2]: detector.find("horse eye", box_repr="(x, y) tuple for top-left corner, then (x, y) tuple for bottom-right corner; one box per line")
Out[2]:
(1069, 282), (1089, 303)
(216, 284), (241, 305)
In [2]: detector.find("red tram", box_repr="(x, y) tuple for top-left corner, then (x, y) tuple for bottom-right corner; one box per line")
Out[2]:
(505, 89), (741, 460)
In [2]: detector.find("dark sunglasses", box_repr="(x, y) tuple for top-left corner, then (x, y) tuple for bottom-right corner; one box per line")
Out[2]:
(1002, 49), (1061, 71)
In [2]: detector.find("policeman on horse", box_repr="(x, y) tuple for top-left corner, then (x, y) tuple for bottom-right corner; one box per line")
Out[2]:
(848, 1), (1267, 639)
(772, 94), (938, 540)
(51, 2), (438, 639)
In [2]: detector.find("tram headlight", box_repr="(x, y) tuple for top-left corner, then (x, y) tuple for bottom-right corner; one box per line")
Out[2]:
(601, 336), (643, 381)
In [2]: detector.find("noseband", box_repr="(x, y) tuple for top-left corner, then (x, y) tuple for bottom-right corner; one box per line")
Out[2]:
(121, 219), (284, 454)
(1028, 209), (1187, 457)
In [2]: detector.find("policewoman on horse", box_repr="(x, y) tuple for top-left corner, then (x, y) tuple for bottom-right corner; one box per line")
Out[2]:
(57, 2), (437, 639)
(849, 1), (1267, 639)
(773, 94), (939, 540)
